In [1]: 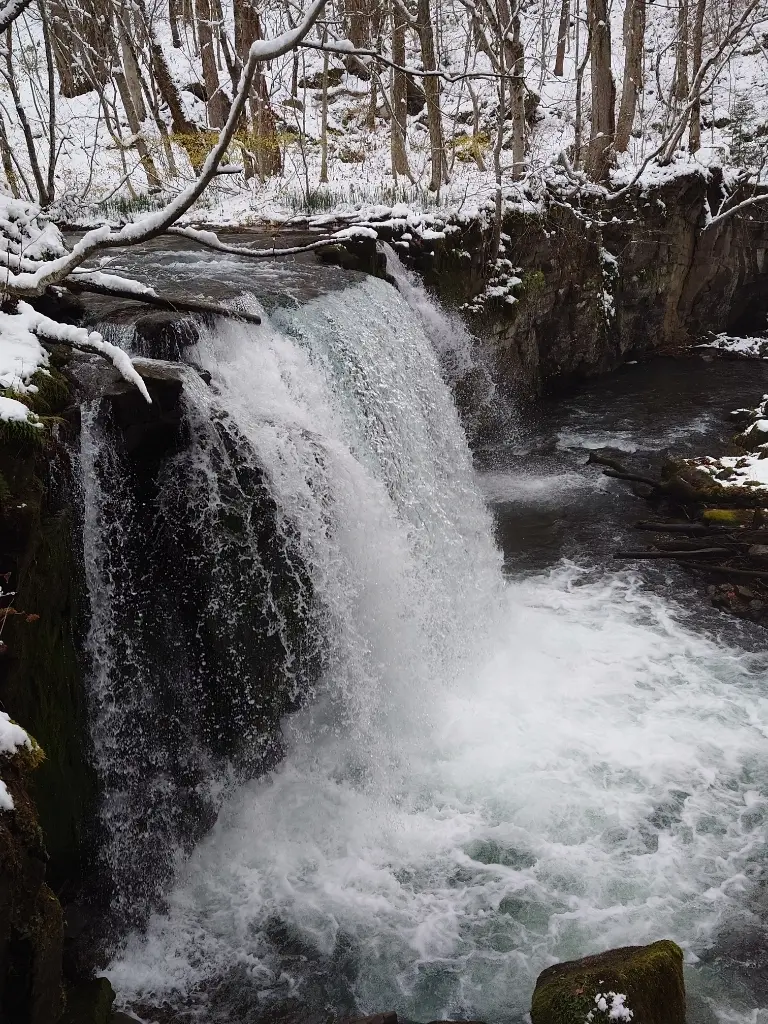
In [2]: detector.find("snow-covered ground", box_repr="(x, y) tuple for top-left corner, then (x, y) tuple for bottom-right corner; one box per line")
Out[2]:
(1, 0), (767, 225)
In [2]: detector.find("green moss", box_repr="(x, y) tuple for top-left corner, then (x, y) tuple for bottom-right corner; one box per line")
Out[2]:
(531, 940), (685, 1024)
(521, 269), (546, 294)
(24, 368), (70, 417)
(702, 508), (757, 525)
(2, 508), (96, 885)
(0, 416), (48, 450)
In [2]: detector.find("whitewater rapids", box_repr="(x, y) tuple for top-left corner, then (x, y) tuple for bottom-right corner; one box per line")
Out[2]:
(101, 272), (768, 1023)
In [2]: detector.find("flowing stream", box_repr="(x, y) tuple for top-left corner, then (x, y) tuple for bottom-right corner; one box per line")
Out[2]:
(81, 245), (768, 1024)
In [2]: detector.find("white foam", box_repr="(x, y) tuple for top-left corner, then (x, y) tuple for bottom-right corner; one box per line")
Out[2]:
(108, 277), (768, 1022)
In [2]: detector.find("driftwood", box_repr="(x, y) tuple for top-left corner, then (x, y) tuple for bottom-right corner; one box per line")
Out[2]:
(634, 521), (711, 534)
(614, 548), (733, 560)
(591, 452), (768, 619)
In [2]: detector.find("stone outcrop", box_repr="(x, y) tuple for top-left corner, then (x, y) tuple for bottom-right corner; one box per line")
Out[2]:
(531, 940), (686, 1024)
(362, 169), (768, 395)
(0, 739), (65, 1023)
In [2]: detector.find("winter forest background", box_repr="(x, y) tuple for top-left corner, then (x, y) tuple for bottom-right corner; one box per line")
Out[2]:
(1, 0), (767, 225)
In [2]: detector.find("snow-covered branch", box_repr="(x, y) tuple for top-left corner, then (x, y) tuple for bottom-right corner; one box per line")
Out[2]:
(702, 191), (768, 231)
(165, 225), (370, 258)
(0, 0), (32, 34)
(0, 0), (328, 299)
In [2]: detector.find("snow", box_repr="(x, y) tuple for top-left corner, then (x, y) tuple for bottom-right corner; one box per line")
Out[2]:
(698, 334), (768, 359)
(3, 301), (152, 405)
(0, 395), (40, 424)
(0, 780), (12, 811)
(586, 992), (634, 1022)
(697, 453), (768, 489)
(0, 710), (29, 755)
(1, 0), (764, 230)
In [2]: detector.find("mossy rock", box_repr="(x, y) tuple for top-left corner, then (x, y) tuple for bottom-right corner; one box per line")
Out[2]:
(702, 508), (764, 526)
(531, 939), (685, 1024)
(62, 976), (115, 1024)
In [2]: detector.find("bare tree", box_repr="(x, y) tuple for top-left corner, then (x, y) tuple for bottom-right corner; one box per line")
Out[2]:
(585, 0), (616, 179)
(415, 0), (447, 190)
(615, 0), (646, 153)
(198, 0), (230, 127)
(689, 0), (706, 151)
(554, 0), (570, 75)
(390, 0), (412, 178)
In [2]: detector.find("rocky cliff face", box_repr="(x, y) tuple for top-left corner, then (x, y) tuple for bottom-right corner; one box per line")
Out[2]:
(389, 169), (768, 395)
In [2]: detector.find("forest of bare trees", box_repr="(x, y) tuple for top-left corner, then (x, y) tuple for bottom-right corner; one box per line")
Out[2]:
(0, 0), (766, 216)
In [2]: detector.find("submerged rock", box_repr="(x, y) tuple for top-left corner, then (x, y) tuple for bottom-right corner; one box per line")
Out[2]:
(530, 939), (685, 1024)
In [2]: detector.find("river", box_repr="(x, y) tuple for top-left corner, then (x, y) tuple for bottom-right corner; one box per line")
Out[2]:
(79, 241), (768, 1024)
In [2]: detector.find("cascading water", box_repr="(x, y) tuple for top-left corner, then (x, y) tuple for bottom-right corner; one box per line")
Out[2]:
(80, 356), (323, 928)
(84, 262), (768, 1023)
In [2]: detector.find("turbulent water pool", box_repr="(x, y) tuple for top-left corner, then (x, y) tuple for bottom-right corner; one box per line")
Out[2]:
(87, 242), (768, 1024)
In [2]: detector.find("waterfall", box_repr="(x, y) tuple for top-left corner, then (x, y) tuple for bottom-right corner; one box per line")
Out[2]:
(80, 359), (324, 928)
(81, 266), (768, 1024)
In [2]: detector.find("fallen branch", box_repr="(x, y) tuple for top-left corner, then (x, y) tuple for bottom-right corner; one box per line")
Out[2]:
(634, 521), (713, 534)
(614, 548), (733, 559)
(165, 225), (351, 259)
(602, 468), (663, 489)
(57, 282), (262, 324)
(682, 562), (768, 581)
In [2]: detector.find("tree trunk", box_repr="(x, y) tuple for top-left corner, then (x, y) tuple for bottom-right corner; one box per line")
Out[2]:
(114, 69), (162, 190)
(234, 0), (281, 177)
(676, 0), (689, 108)
(117, 13), (147, 123)
(320, 49), (329, 183)
(554, 0), (570, 76)
(509, 10), (526, 178)
(585, 0), (616, 180)
(390, 0), (411, 178)
(0, 113), (20, 198)
(615, 0), (645, 152)
(197, 0), (229, 127)
(38, 0), (57, 200)
(169, 0), (182, 46)
(2, 33), (48, 204)
(416, 0), (446, 191)
(47, 0), (92, 97)
(689, 0), (706, 151)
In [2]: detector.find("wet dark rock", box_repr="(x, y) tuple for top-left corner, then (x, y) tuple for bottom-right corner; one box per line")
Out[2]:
(0, 746), (65, 1024)
(100, 361), (185, 458)
(182, 81), (207, 102)
(62, 976), (115, 1024)
(341, 1014), (398, 1024)
(406, 78), (426, 115)
(298, 67), (344, 89)
(132, 313), (203, 362)
(384, 169), (768, 397)
(316, 239), (388, 279)
(531, 939), (685, 1024)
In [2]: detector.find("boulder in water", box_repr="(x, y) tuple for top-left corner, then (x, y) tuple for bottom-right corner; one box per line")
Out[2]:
(133, 312), (203, 362)
(61, 976), (115, 1024)
(531, 940), (685, 1024)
